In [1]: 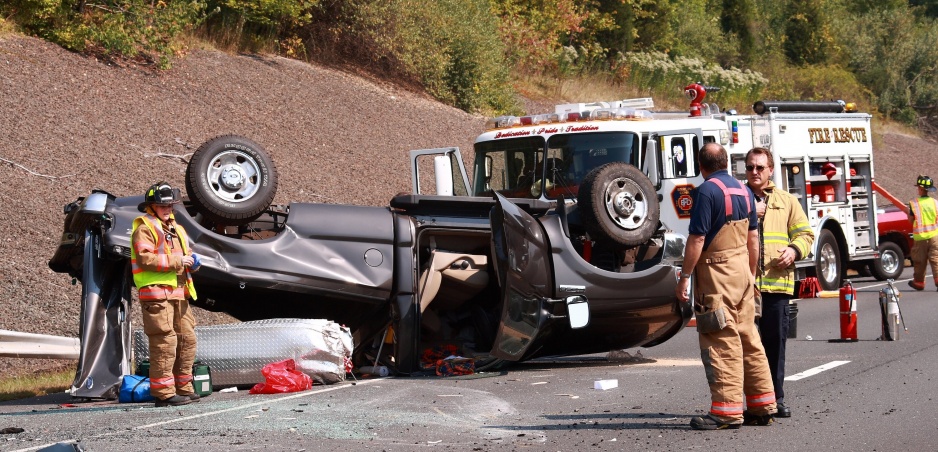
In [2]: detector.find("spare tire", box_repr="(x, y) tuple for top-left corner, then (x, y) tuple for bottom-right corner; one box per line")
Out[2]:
(578, 162), (660, 246)
(185, 135), (278, 226)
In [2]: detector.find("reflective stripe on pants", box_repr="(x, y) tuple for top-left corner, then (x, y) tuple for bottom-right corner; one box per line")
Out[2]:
(695, 219), (777, 422)
(140, 297), (197, 400)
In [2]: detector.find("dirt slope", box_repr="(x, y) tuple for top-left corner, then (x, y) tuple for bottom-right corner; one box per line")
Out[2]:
(2, 34), (936, 380)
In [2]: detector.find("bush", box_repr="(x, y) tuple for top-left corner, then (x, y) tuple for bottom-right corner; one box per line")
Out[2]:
(759, 62), (869, 109)
(615, 51), (767, 111)
(305, 0), (517, 114)
(200, 0), (314, 56)
(2, 0), (208, 69)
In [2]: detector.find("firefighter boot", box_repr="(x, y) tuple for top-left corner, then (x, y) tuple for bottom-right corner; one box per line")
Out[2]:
(155, 395), (192, 407)
(743, 410), (775, 426)
(179, 392), (200, 402)
(908, 280), (925, 291)
(690, 414), (742, 430)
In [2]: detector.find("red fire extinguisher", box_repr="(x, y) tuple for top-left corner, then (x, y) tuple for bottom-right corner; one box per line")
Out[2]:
(839, 280), (858, 341)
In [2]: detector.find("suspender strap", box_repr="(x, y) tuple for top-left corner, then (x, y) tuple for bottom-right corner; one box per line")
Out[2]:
(709, 177), (751, 219)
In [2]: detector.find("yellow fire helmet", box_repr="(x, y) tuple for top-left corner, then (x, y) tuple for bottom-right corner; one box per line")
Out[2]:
(917, 175), (936, 192)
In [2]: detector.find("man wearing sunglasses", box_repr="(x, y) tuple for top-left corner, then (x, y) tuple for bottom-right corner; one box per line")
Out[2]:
(744, 147), (814, 421)
(132, 182), (202, 407)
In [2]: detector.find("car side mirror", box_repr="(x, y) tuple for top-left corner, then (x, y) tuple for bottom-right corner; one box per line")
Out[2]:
(566, 295), (590, 329)
(433, 155), (455, 196)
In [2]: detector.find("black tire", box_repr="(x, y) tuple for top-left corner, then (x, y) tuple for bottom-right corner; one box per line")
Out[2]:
(815, 229), (842, 291)
(578, 162), (660, 246)
(870, 241), (904, 281)
(185, 135), (278, 226)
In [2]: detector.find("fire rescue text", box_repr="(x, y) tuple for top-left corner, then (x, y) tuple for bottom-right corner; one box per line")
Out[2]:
(808, 127), (868, 144)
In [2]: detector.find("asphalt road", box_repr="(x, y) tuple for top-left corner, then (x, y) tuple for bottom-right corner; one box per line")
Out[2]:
(1, 268), (935, 451)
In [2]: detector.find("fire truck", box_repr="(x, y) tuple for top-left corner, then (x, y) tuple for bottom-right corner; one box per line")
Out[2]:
(417, 83), (883, 292)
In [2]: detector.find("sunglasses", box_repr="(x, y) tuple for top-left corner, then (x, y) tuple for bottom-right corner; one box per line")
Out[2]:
(745, 164), (767, 172)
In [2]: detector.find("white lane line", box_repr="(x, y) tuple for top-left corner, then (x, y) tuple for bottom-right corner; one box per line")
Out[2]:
(785, 360), (850, 381)
(7, 378), (384, 452)
(134, 378), (383, 430)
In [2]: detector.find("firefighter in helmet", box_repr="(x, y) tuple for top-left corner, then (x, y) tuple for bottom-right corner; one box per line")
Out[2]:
(132, 182), (202, 407)
(876, 175), (938, 291)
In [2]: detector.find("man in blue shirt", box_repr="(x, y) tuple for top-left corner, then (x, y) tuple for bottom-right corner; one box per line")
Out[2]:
(676, 143), (778, 429)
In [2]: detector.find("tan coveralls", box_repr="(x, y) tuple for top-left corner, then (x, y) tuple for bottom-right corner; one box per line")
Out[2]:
(132, 218), (198, 400)
(694, 185), (777, 423)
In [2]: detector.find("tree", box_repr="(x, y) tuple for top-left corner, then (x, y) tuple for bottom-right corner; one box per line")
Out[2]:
(720, 0), (755, 65)
(593, 0), (674, 55)
(783, 0), (832, 66)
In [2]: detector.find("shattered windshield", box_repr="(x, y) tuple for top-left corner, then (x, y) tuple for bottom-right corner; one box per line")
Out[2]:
(472, 132), (640, 199)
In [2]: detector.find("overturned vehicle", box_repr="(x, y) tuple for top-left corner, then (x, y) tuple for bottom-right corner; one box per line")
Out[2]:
(49, 133), (690, 378)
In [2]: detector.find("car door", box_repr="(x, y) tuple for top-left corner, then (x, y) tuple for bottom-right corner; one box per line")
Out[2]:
(489, 192), (554, 360)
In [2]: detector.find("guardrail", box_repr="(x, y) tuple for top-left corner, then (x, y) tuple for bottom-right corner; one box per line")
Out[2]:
(0, 329), (80, 360)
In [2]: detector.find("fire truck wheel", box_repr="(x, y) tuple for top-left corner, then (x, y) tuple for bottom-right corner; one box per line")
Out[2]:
(814, 229), (842, 291)
(579, 162), (660, 246)
(870, 241), (904, 281)
(186, 134), (279, 226)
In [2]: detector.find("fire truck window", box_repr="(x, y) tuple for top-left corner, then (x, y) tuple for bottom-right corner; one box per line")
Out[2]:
(472, 137), (545, 197)
(694, 135), (713, 176)
(544, 132), (639, 200)
(670, 137), (689, 178)
(730, 154), (747, 179)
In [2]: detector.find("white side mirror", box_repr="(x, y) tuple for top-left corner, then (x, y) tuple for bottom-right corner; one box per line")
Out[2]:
(566, 295), (590, 329)
(434, 155), (454, 196)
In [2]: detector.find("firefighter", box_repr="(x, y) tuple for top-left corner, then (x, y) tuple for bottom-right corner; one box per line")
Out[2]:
(676, 143), (777, 429)
(744, 147), (814, 419)
(132, 182), (202, 407)
(876, 175), (938, 291)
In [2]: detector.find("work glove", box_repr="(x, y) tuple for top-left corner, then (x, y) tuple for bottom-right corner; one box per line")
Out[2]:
(191, 253), (201, 271)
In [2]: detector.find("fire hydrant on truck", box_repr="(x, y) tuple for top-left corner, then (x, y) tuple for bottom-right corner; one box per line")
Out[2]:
(416, 84), (883, 293)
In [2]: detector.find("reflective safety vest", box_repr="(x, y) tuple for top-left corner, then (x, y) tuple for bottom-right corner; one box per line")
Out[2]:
(753, 182), (815, 295)
(910, 197), (938, 241)
(131, 214), (197, 300)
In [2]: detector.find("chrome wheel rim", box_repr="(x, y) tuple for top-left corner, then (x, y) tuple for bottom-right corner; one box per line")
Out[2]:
(205, 150), (262, 203)
(602, 177), (649, 231)
(819, 242), (838, 283)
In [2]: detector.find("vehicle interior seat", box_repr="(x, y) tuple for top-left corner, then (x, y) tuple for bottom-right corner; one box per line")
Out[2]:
(418, 249), (489, 314)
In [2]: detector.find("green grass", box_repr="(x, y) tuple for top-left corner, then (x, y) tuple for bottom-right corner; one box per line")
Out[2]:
(0, 369), (74, 402)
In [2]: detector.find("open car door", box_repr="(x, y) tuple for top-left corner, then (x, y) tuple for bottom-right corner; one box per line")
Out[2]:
(488, 192), (557, 360)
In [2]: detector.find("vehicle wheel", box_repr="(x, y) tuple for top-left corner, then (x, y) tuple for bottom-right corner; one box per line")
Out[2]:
(578, 162), (660, 246)
(186, 135), (278, 226)
(870, 241), (904, 281)
(815, 229), (842, 291)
